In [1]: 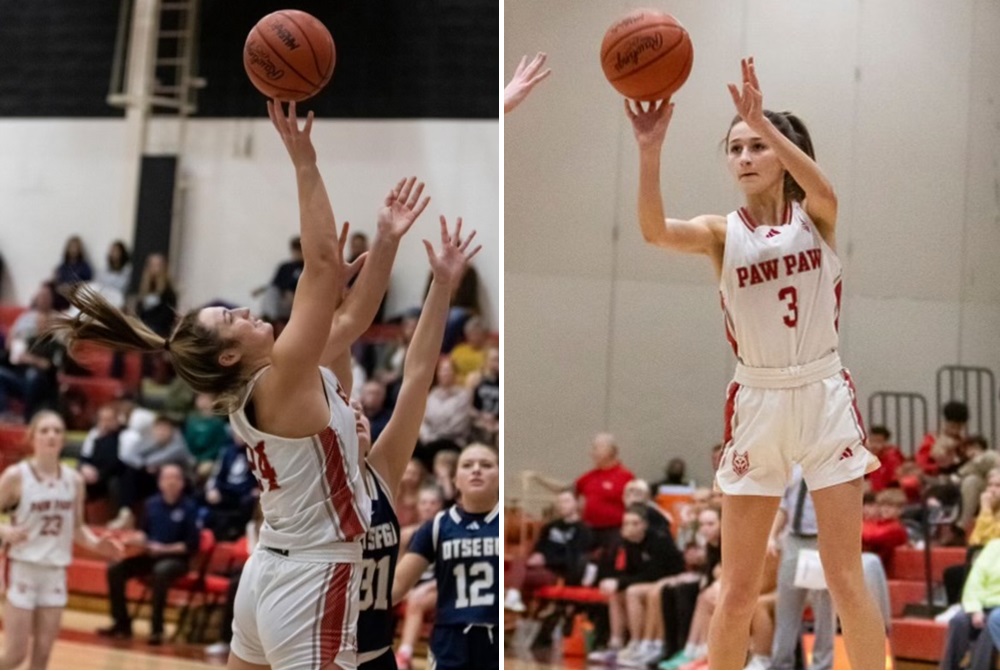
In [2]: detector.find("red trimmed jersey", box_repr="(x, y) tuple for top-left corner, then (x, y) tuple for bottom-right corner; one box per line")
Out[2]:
(8, 462), (76, 567)
(720, 202), (842, 368)
(229, 366), (371, 549)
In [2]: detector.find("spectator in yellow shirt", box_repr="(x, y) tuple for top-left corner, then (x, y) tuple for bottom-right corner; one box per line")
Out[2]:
(450, 316), (489, 384)
(940, 539), (1000, 669)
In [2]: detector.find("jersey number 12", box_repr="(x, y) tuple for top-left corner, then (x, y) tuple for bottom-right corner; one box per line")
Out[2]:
(453, 561), (495, 608)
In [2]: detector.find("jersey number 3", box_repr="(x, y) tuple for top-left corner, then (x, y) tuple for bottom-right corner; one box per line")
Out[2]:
(246, 442), (280, 491)
(778, 286), (798, 327)
(454, 562), (495, 608)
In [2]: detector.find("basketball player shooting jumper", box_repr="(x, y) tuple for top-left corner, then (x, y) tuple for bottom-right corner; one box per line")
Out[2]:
(627, 57), (885, 670)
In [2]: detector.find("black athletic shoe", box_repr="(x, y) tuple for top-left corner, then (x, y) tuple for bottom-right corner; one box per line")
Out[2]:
(97, 625), (132, 639)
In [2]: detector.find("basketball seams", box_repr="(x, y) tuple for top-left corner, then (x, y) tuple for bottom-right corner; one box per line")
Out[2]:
(639, 43), (694, 100)
(601, 20), (683, 60)
(245, 65), (313, 100)
(252, 24), (320, 89)
(277, 10), (328, 83)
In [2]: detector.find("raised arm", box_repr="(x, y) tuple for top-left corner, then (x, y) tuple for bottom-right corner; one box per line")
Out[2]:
(319, 178), (429, 369)
(368, 216), (481, 493)
(728, 57), (837, 241)
(626, 99), (726, 260)
(264, 100), (349, 389)
(504, 52), (551, 114)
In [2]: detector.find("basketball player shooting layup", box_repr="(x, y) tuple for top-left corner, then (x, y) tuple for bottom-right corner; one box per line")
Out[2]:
(626, 57), (885, 670)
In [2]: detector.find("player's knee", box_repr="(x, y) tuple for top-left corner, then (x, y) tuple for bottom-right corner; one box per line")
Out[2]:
(625, 583), (647, 599)
(821, 563), (864, 601)
(718, 581), (759, 614)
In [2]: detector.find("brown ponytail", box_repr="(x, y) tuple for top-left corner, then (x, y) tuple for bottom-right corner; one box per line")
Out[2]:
(46, 284), (249, 414)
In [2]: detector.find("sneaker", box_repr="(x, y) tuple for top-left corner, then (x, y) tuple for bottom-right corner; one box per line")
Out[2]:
(658, 650), (694, 670)
(934, 603), (963, 623)
(587, 647), (620, 665)
(744, 654), (771, 670)
(504, 588), (526, 613)
(97, 625), (132, 639)
(680, 658), (709, 670)
(205, 642), (230, 656)
(639, 641), (666, 666)
(395, 650), (412, 670)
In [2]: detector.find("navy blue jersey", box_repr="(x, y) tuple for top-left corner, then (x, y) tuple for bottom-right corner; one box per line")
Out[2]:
(408, 503), (499, 626)
(357, 466), (399, 658)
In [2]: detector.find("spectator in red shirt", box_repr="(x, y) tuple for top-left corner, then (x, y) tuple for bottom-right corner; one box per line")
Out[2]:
(524, 432), (635, 552)
(866, 426), (905, 492)
(916, 401), (969, 476)
(862, 488), (910, 573)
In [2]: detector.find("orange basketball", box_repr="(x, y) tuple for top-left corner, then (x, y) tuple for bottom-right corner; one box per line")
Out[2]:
(600, 9), (693, 101)
(243, 10), (336, 102)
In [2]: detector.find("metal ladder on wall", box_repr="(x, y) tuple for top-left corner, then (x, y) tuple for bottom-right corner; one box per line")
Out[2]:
(107, 0), (205, 115)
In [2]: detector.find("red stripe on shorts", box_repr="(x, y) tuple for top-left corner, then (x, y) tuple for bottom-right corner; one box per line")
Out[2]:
(723, 382), (740, 447)
(841, 370), (868, 445)
(319, 562), (352, 667)
(319, 427), (364, 539)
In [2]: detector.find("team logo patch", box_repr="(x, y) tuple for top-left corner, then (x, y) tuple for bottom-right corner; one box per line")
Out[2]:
(732, 450), (750, 477)
(839, 446), (854, 461)
(467, 521), (480, 531)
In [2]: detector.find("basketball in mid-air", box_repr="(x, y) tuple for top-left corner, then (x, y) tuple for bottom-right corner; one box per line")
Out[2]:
(600, 9), (693, 101)
(243, 10), (336, 102)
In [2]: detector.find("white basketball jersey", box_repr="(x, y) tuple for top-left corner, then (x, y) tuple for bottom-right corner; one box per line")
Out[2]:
(720, 202), (842, 368)
(9, 462), (77, 567)
(229, 366), (371, 551)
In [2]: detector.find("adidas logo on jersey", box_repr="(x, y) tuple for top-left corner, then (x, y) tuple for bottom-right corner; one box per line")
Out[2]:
(467, 521), (480, 530)
(765, 228), (782, 238)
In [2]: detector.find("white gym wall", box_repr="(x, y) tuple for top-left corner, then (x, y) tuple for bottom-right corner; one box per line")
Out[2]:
(505, 0), (1000, 497)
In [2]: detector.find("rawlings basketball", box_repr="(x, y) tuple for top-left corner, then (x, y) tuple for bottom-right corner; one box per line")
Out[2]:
(244, 10), (336, 102)
(600, 9), (693, 101)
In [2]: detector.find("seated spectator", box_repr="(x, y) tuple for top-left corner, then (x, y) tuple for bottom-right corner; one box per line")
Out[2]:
(958, 437), (999, 528)
(78, 403), (125, 509)
(134, 253), (177, 338)
(140, 353), (195, 422)
(652, 457), (690, 491)
(589, 504), (686, 666)
(943, 468), (1000, 607)
(394, 483), (445, 670)
(525, 432), (635, 558)
(469, 346), (499, 447)
(360, 380), (391, 443)
(862, 488), (910, 574)
(396, 458), (431, 527)
(416, 358), (471, 460)
(203, 436), (258, 541)
(673, 488), (712, 549)
(0, 283), (63, 421)
(94, 240), (132, 307)
(52, 235), (93, 307)
(506, 489), (594, 615)
(376, 310), (418, 396)
(111, 414), (194, 529)
(623, 478), (673, 538)
(99, 463), (199, 645)
(866, 425), (905, 492)
(183, 392), (230, 480)
(252, 236), (303, 323)
(940, 538), (1000, 670)
(917, 401), (969, 477)
(432, 448), (459, 506)
(450, 316), (489, 385)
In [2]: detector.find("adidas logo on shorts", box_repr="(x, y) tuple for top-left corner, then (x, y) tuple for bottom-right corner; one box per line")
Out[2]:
(839, 446), (854, 461)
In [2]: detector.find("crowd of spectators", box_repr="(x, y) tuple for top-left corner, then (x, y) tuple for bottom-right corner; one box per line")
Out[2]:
(509, 403), (1000, 670)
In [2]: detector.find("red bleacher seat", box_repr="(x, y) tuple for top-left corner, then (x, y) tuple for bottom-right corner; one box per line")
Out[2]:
(891, 546), (967, 582)
(888, 579), (931, 617)
(890, 617), (949, 665)
(0, 304), (26, 334)
(535, 585), (609, 604)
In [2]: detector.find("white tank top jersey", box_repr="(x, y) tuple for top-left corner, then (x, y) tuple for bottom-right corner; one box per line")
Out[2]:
(720, 201), (842, 369)
(229, 366), (372, 552)
(9, 462), (77, 567)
